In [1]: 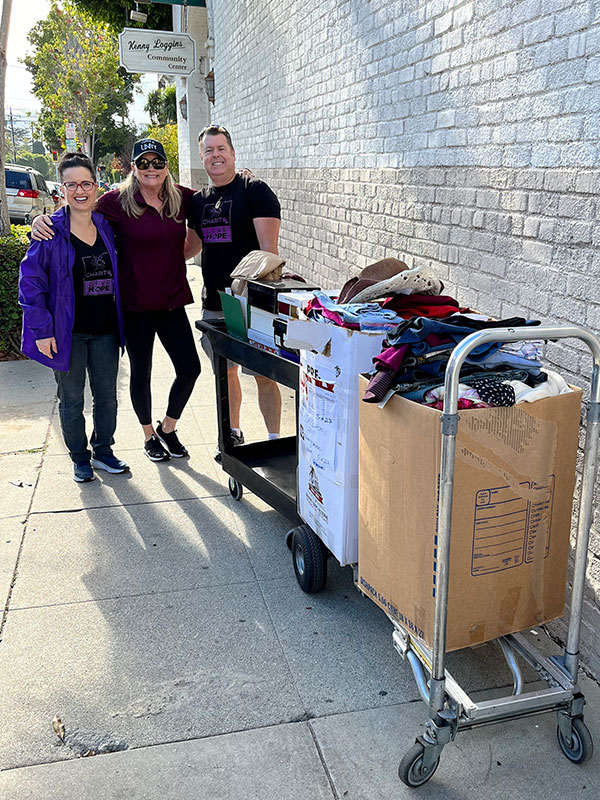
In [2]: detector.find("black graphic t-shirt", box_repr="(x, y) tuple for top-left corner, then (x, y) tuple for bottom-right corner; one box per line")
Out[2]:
(70, 232), (118, 334)
(189, 175), (281, 310)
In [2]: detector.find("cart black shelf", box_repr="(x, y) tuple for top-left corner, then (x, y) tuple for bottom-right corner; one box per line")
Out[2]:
(195, 318), (302, 525)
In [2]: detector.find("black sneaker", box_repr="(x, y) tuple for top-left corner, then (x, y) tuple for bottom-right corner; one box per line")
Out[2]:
(91, 453), (130, 473)
(144, 434), (171, 462)
(73, 461), (95, 482)
(214, 429), (245, 462)
(156, 421), (189, 458)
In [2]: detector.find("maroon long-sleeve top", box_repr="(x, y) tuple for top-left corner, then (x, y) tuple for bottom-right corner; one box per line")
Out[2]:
(96, 185), (195, 312)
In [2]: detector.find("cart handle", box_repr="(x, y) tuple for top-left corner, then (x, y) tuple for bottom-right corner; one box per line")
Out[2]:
(443, 324), (600, 414)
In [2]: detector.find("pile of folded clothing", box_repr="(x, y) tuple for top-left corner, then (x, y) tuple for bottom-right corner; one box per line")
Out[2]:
(362, 313), (571, 408)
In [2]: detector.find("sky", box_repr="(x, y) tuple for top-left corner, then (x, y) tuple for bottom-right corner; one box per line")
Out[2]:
(5, 0), (156, 129)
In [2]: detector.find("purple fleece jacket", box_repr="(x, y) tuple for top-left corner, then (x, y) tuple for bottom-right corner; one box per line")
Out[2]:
(18, 206), (125, 373)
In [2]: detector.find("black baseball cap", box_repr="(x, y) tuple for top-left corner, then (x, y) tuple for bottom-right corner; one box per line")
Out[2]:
(131, 138), (167, 162)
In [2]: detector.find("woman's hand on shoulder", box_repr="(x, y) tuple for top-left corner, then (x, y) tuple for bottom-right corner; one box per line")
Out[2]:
(237, 167), (254, 179)
(31, 215), (55, 241)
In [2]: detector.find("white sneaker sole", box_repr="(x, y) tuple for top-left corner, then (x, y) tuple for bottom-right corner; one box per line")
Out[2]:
(91, 458), (129, 473)
(73, 474), (95, 482)
(144, 449), (170, 462)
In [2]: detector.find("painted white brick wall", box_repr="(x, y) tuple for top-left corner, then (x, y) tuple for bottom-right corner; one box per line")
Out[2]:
(207, 0), (600, 679)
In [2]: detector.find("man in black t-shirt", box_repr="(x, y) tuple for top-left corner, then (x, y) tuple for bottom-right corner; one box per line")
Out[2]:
(186, 125), (282, 450)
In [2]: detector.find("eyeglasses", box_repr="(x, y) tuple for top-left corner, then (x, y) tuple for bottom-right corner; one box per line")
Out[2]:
(136, 158), (167, 170)
(62, 181), (97, 192)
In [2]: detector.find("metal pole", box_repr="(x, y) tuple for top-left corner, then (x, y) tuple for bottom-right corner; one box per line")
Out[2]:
(564, 336), (600, 679)
(9, 107), (17, 162)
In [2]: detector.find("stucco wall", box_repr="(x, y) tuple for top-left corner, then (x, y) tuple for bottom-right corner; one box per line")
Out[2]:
(206, 0), (600, 678)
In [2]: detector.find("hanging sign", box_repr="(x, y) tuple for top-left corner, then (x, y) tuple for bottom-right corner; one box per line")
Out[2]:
(151, 1), (207, 6)
(118, 28), (197, 76)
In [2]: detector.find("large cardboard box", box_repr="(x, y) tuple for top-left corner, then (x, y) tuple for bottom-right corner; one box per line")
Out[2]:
(358, 375), (582, 651)
(296, 321), (386, 565)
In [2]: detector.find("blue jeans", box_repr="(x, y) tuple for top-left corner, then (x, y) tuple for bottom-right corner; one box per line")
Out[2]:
(54, 332), (119, 463)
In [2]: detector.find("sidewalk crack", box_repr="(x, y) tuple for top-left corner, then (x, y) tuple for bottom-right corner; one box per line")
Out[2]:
(308, 720), (341, 799)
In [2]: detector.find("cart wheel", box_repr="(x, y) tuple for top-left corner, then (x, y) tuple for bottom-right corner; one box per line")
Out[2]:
(291, 525), (327, 593)
(398, 741), (440, 788)
(557, 718), (593, 764)
(228, 477), (243, 501)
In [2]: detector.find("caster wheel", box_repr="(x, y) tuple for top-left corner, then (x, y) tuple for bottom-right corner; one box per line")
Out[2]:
(291, 524), (327, 593)
(557, 718), (593, 764)
(228, 477), (243, 501)
(398, 741), (440, 787)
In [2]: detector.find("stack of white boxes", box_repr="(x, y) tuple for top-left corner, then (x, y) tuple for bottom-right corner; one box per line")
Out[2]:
(286, 318), (387, 566)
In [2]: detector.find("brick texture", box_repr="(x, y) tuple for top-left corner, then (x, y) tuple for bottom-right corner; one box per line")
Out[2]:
(207, 0), (600, 680)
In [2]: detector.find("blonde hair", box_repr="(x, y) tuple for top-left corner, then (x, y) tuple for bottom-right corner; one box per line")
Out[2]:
(118, 168), (183, 221)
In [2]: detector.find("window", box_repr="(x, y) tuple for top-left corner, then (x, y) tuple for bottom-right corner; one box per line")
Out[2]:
(5, 170), (32, 191)
(35, 174), (49, 193)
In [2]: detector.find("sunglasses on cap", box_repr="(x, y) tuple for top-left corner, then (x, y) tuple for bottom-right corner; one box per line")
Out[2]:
(135, 157), (167, 170)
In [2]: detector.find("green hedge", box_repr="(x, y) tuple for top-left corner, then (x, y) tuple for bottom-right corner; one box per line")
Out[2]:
(0, 226), (30, 358)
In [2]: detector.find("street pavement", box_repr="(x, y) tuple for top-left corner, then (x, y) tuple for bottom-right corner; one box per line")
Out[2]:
(1, 265), (599, 798)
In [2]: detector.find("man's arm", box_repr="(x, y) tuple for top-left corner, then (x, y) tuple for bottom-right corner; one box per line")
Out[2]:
(253, 217), (280, 255)
(184, 227), (203, 260)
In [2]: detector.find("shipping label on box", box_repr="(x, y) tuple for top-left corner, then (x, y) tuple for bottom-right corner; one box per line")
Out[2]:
(299, 363), (338, 471)
(358, 376), (582, 651)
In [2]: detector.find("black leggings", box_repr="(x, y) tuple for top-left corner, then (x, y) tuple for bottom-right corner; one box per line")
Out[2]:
(124, 307), (201, 425)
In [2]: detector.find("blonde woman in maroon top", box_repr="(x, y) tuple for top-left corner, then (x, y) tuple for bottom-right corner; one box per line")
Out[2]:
(32, 139), (200, 462)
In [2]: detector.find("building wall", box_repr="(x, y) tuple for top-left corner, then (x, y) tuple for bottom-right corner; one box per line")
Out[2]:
(206, 0), (600, 678)
(173, 6), (210, 189)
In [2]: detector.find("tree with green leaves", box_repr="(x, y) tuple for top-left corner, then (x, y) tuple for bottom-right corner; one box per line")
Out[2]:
(145, 85), (177, 126)
(70, 0), (172, 33)
(24, 2), (138, 161)
(146, 123), (179, 180)
(4, 120), (30, 164)
(14, 152), (53, 180)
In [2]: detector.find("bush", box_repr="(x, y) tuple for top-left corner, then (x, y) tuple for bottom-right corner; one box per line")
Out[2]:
(0, 225), (30, 358)
(16, 151), (53, 180)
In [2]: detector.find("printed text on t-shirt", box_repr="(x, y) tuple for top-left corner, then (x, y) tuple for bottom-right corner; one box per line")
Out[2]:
(201, 200), (232, 243)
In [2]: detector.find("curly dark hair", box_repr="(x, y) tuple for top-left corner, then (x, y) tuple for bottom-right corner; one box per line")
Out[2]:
(57, 151), (95, 180)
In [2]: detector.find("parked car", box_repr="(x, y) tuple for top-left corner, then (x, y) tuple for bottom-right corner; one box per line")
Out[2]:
(45, 180), (64, 211)
(5, 164), (54, 224)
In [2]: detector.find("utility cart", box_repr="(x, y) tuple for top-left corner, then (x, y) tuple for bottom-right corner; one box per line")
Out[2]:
(198, 318), (599, 787)
(196, 319), (329, 591)
(388, 324), (600, 787)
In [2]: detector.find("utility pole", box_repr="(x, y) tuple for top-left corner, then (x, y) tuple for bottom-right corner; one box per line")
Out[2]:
(0, 0), (14, 234)
(9, 107), (17, 162)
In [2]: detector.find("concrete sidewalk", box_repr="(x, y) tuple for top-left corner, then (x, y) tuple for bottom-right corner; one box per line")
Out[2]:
(1, 266), (598, 798)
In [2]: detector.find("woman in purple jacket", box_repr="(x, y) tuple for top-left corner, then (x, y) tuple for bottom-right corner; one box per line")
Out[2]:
(19, 152), (127, 483)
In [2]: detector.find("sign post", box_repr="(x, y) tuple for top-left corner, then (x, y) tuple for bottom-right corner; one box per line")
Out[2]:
(65, 121), (77, 151)
(118, 28), (197, 76)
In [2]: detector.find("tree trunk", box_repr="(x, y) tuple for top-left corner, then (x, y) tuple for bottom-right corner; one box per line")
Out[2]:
(0, 0), (14, 235)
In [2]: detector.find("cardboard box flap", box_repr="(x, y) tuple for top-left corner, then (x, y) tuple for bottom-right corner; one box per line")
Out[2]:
(286, 319), (332, 352)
